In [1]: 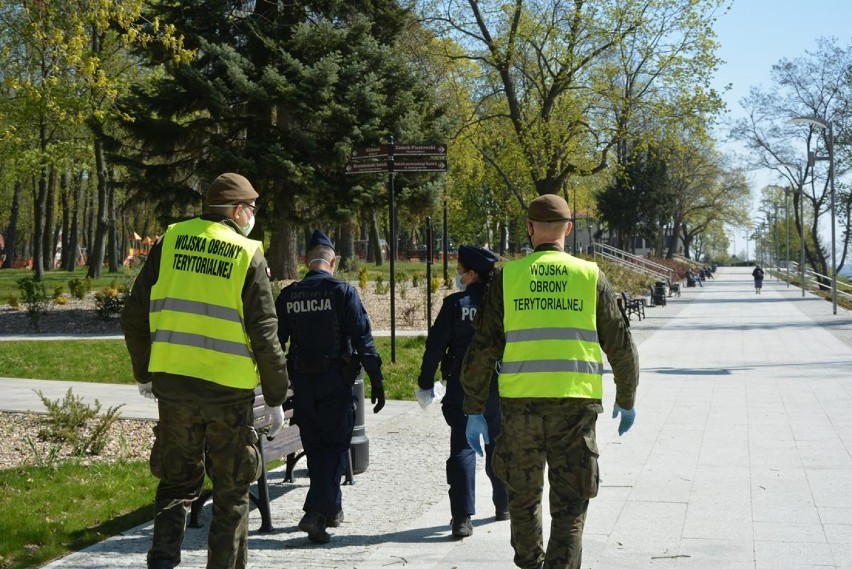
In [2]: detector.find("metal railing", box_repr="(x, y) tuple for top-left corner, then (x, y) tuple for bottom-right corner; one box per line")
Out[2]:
(592, 243), (676, 283)
(771, 262), (852, 301)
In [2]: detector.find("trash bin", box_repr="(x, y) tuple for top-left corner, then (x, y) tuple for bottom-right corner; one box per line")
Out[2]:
(351, 370), (370, 474)
(653, 281), (667, 307)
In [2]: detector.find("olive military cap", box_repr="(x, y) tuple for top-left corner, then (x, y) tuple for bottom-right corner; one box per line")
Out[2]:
(206, 173), (259, 205)
(527, 194), (572, 222)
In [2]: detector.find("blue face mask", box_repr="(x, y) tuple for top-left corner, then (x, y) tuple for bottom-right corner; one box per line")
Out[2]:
(454, 273), (466, 291)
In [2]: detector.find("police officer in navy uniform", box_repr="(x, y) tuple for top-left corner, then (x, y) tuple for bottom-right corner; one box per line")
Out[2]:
(275, 229), (385, 544)
(417, 245), (509, 538)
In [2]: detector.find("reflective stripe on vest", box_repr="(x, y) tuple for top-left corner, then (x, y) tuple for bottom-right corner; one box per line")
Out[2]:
(148, 218), (261, 389)
(501, 250), (603, 399)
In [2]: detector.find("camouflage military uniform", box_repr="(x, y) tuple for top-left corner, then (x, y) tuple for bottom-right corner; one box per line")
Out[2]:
(121, 212), (289, 569)
(460, 243), (639, 569)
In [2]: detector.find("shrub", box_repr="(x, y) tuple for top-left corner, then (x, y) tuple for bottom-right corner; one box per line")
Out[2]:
(35, 388), (123, 456)
(401, 302), (421, 326)
(359, 266), (369, 292)
(53, 295), (69, 306)
(93, 286), (126, 320)
(374, 275), (389, 295)
(430, 278), (441, 294)
(411, 272), (421, 288)
(52, 285), (64, 300)
(68, 277), (92, 300)
(17, 275), (49, 330)
(7, 293), (19, 309)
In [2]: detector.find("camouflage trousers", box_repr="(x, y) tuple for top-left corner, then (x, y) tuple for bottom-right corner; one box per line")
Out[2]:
(148, 400), (260, 569)
(493, 399), (600, 569)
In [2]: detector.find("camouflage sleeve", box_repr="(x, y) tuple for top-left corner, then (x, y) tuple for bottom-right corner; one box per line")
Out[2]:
(120, 240), (161, 383)
(460, 270), (505, 415)
(596, 270), (639, 409)
(244, 250), (289, 407)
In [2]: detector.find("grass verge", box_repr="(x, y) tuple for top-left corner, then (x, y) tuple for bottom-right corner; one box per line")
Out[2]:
(0, 268), (132, 306)
(0, 460), (156, 569)
(0, 336), (427, 401)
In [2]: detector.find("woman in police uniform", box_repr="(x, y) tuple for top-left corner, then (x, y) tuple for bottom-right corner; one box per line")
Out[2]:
(417, 245), (508, 538)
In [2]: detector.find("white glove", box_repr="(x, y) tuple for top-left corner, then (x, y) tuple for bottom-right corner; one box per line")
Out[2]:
(265, 404), (285, 440)
(138, 382), (156, 400)
(415, 388), (434, 410)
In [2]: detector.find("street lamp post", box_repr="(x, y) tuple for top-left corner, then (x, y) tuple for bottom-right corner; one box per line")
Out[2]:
(777, 162), (805, 297)
(800, 186), (806, 297)
(784, 188), (790, 287)
(788, 115), (837, 314)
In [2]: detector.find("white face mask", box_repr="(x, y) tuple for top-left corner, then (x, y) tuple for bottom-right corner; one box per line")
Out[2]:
(454, 273), (466, 291)
(238, 207), (255, 236)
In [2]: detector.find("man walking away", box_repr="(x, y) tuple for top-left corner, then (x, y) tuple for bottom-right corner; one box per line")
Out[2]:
(460, 194), (639, 569)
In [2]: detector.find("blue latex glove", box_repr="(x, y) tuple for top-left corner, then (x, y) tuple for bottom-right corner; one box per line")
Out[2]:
(612, 403), (636, 436)
(465, 414), (489, 457)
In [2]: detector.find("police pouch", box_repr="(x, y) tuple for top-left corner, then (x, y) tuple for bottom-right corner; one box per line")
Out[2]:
(235, 426), (263, 484)
(440, 353), (459, 381)
(341, 354), (362, 386)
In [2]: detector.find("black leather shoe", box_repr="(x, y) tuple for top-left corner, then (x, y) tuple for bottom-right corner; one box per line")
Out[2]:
(495, 510), (510, 521)
(326, 510), (344, 528)
(451, 515), (473, 538)
(298, 511), (331, 544)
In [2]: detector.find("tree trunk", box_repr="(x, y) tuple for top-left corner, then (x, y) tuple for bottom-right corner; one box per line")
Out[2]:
(60, 172), (72, 270)
(337, 215), (356, 271)
(2, 180), (22, 269)
(87, 138), (110, 278)
(266, 199), (300, 280)
(369, 210), (384, 266)
(108, 172), (119, 273)
(34, 170), (48, 279)
(44, 167), (57, 271)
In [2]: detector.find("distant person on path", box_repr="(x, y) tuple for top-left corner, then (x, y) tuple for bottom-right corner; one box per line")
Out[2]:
(753, 265), (765, 294)
(275, 229), (385, 544)
(460, 194), (640, 569)
(416, 245), (508, 539)
(120, 173), (290, 569)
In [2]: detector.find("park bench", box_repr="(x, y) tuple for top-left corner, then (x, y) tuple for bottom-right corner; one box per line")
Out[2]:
(620, 291), (645, 322)
(188, 386), (304, 533)
(669, 281), (681, 297)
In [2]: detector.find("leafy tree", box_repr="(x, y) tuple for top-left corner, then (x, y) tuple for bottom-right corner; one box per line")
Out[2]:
(419, 0), (726, 209)
(117, 0), (448, 278)
(732, 37), (852, 280)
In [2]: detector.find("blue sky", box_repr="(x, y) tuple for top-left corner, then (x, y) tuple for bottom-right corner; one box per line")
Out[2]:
(709, 0), (852, 257)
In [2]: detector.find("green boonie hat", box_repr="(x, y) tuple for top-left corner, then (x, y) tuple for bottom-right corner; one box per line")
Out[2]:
(206, 173), (259, 205)
(527, 194), (571, 222)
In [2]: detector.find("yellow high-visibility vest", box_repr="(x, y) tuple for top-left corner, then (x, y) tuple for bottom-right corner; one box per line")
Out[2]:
(149, 218), (261, 389)
(500, 250), (603, 399)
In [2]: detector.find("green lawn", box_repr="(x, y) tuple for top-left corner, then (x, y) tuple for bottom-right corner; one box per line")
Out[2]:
(0, 336), (427, 401)
(0, 460), (156, 569)
(0, 268), (131, 306)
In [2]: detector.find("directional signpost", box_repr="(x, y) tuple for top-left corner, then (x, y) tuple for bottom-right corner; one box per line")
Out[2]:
(345, 140), (448, 362)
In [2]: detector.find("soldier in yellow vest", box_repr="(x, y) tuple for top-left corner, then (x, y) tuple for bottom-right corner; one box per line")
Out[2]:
(459, 194), (639, 569)
(121, 173), (289, 569)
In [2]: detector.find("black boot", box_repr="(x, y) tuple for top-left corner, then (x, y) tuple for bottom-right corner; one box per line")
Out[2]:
(298, 511), (331, 544)
(326, 510), (344, 528)
(451, 515), (473, 538)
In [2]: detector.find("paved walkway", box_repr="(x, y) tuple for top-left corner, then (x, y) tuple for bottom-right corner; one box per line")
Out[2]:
(3, 267), (852, 568)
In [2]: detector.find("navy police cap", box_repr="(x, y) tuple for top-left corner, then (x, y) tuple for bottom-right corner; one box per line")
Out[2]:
(308, 229), (335, 250)
(458, 245), (499, 273)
